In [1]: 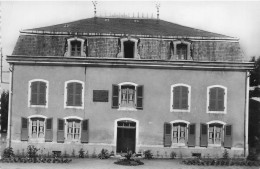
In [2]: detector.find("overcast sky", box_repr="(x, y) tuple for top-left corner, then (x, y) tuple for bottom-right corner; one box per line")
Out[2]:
(1, 1), (260, 89)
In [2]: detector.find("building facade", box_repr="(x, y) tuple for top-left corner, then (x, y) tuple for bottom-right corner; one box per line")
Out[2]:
(7, 17), (253, 157)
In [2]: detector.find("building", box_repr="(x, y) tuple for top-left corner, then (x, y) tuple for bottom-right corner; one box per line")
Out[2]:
(6, 16), (254, 157)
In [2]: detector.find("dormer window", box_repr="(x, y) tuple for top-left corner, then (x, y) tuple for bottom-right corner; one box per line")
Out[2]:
(117, 37), (140, 59)
(65, 37), (87, 57)
(71, 41), (81, 56)
(177, 44), (188, 60)
(171, 40), (191, 60)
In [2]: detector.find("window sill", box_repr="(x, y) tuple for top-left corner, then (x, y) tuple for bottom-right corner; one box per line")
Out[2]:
(171, 143), (187, 148)
(65, 140), (81, 144)
(171, 109), (190, 113)
(29, 105), (48, 108)
(65, 106), (84, 109)
(29, 138), (45, 143)
(207, 111), (226, 114)
(118, 107), (137, 111)
(208, 144), (222, 148)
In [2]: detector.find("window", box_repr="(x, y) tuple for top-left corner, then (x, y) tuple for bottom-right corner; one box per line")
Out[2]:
(21, 115), (53, 142)
(177, 44), (188, 60)
(58, 116), (89, 143)
(28, 79), (48, 108)
(65, 37), (86, 57)
(71, 40), (81, 56)
(163, 120), (195, 147)
(171, 84), (191, 112)
(112, 82), (143, 110)
(172, 123), (187, 145)
(171, 40), (191, 60)
(200, 121), (232, 148)
(66, 119), (81, 141)
(207, 85), (227, 113)
(208, 123), (222, 145)
(117, 38), (140, 59)
(64, 80), (84, 109)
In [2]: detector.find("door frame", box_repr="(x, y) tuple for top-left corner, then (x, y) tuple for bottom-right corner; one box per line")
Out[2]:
(114, 118), (139, 153)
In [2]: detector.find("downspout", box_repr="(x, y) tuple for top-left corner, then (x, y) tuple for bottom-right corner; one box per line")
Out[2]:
(7, 64), (14, 148)
(244, 70), (249, 157)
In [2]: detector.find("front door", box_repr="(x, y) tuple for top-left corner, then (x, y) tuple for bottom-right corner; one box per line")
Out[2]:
(116, 120), (136, 153)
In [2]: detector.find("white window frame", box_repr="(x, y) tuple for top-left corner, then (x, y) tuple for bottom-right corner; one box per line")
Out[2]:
(117, 37), (140, 59)
(64, 80), (84, 109)
(118, 82), (138, 111)
(170, 120), (190, 147)
(170, 83), (191, 112)
(28, 79), (49, 108)
(207, 120), (226, 147)
(64, 116), (83, 142)
(172, 40), (191, 60)
(66, 37), (86, 57)
(28, 115), (47, 142)
(207, 85), (227, 114)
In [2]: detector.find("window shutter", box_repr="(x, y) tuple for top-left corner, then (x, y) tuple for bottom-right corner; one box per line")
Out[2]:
(173, 86), (181, 109)
(136, 85), (143, 110)
(31, 82), (38, 105)
(81, 119), (89, 143)
(209, 88), (217, 111)
(75, 83), (83, 106)
(163, 122), (172, 147)
(217, 88), (225, 111)
(181, 86), (188, 109)
(112, 85), (119, 109)
(224, 124), (232, 148)
(45, 118), (53, 142)
(67, 83), (74, 106)
(200, 123), (208, 147)
(39, 82), (47, 105)
(21, 117), (28, 141)
(57, 119), (65, 143)
(188, 123), (196, 147)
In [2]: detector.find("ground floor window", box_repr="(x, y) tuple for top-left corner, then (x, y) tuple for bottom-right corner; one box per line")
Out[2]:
(172, 123), (187, 144)
(66, 119), (81, 141)
(208, 123), (223, 145)
(31, 118), (45, 139)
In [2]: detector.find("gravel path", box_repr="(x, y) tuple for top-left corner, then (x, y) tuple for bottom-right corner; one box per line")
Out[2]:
(0, 158), (259, 169)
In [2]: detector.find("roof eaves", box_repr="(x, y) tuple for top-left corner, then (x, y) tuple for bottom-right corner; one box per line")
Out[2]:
(20, 30), (239, 41)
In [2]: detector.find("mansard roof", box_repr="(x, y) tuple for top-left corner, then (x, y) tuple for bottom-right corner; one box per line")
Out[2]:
(22, 17), (233, 39)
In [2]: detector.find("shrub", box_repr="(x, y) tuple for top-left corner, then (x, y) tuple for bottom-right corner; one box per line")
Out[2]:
(26, 145), (39, 158)
(98, 149), (110, 159)
(124, 150), (133, 160)
(222, 149), (229, 159)
(78, 148), (85, 158)
(170, 151), (176, 159)
(85, 150), (89, 158)
(71, 149), (75, 157)
(3, 147), (14, 158)
(110, 150), (115, 157)
(143, 150), (153, 159)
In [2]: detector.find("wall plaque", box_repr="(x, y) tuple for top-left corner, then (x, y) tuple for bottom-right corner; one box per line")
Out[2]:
(93, 90), (109, 102)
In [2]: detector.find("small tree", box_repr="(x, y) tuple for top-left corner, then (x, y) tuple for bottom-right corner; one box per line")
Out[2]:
(250, 56), (260, 87)
(0, 90), (9, 133)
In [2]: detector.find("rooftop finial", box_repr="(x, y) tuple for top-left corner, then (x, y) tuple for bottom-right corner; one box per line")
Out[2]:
(155, 2), (160, 20)
(92, 1), (98, 17)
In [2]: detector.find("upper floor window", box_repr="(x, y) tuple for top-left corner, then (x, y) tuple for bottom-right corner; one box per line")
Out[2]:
(117, 37), (140, 59)
(64, 80), (84, 109)
(112, 82), (143, 110)
(28, 79), (48, 108)
(57, 116), (89, 143)
(171, 84), (191, 112)
(172, 40), (191, 60)
(163, 120), (195, 147)
(65, 37), (87, 57)
(207, 85), (227, 114)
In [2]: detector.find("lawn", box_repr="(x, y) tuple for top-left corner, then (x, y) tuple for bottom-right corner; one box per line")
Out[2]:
(1, 158), (259, 169)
